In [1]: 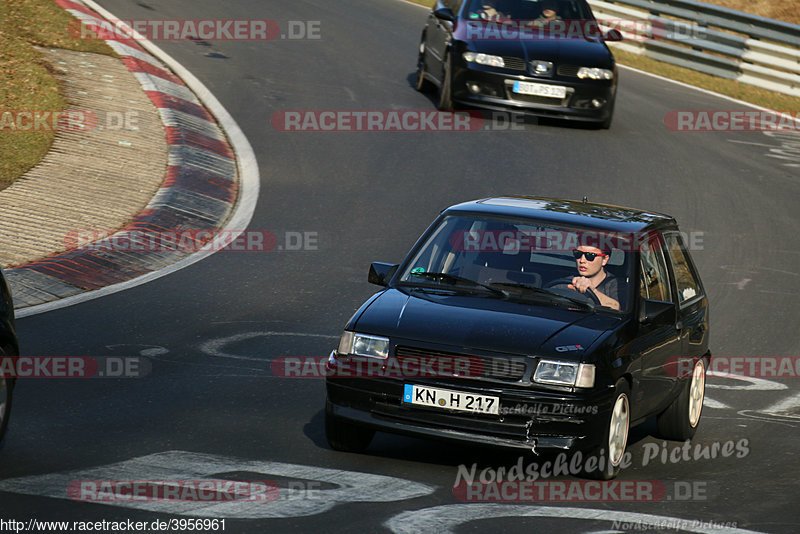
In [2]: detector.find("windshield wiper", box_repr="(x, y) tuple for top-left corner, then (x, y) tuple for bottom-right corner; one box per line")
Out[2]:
(490, 282), (596, 311)
(404, 272), (509, 298)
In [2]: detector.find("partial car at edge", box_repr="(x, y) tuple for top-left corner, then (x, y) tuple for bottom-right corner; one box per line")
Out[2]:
(0, 266), (18, 447)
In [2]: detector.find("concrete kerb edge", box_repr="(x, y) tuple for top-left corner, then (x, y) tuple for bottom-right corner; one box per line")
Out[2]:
(12, 0), (260, 318)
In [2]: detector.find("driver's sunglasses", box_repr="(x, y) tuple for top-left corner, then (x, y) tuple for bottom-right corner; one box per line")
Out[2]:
(572, 250), (607, 261)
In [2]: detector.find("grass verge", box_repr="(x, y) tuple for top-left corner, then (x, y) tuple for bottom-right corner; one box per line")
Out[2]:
(611, 47), (800, 112)
(0, 0), (114, 190)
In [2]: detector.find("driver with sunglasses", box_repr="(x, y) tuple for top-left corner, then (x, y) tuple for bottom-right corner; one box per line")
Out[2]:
(568, 246), (621, 310)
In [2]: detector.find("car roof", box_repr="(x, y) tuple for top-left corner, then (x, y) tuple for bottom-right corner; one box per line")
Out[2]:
(443, 196), (677, 232)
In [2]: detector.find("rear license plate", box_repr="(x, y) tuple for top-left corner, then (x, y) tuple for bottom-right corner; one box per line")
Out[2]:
(403, 384), (499, 414)
(512, 81), (566, 99)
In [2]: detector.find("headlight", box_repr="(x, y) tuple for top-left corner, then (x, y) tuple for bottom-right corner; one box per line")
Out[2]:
(337, 331), (389, 359)
(577, 67), (614, 80)
(533, 360), (595, 388)
(463, 52), (505, 68)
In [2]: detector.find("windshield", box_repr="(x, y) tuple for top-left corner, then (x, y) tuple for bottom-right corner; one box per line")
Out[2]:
(465, 0), (595, 21)
(397, 214), (633, 312)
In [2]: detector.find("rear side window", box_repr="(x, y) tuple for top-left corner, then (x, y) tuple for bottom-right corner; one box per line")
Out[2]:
(664, 233), (703, 304)
(640, 236), (672, 302)
(446, 0), (465, 13)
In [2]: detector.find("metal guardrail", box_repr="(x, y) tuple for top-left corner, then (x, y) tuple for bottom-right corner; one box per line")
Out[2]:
(587, 0), (800, 98)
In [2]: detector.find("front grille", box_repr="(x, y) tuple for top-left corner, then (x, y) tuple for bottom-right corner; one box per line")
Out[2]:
(395, 346), (527, 381)
(502, 57), (526, 71)
(557, 64), (581, 77)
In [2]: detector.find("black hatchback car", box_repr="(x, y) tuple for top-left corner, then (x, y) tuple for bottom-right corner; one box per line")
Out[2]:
(325, 197), (710, 479)
(415, 0), (619, 128)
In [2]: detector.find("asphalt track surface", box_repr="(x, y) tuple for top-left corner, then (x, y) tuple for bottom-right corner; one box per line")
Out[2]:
(1, 0), (799, 532)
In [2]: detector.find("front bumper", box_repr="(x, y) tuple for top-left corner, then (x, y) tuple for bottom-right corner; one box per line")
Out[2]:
(325, 351), (617, 453)
(451, 64), (615, 122)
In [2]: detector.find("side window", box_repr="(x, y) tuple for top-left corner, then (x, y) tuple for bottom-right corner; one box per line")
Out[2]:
(640, 236), (672, 302)
(664, 233), (703, 304)
(445, 0), (464, 12)
(639, 267), (648, 299)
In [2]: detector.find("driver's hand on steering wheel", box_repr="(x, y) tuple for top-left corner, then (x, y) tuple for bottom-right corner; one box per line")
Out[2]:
(569, 276), (593, 294)
(478, 6), (506, 20)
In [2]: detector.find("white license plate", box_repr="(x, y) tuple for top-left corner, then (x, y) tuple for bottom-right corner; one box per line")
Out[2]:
(403, 384), (499, 414)
(512, 81), (566, 99)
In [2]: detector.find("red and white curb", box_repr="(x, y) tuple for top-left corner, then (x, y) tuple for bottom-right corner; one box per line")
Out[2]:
(8, 0), (259, 318)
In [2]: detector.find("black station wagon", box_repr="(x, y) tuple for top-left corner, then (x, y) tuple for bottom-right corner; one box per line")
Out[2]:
(325, 197), (710, 479)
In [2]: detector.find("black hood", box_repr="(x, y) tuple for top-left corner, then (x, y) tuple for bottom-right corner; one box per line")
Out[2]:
(455, 23), (614, 68)
(352, 288), (621, 360)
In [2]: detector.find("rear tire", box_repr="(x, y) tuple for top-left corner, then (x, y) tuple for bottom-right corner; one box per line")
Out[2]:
(0, 375), (12, 447)
(415, 38), (433, 93)
(657, 358), (706, 440)
(325, 401), (374, 453)
(581, 379), (630, 480)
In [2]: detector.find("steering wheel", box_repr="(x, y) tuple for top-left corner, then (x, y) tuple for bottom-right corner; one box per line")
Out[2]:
(476, 6), (506, 20)
(545, 276), (602, 306)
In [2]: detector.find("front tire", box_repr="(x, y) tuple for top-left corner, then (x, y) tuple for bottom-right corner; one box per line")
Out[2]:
(657, 358), (706, 440)
(600, 98), (615, 129)
(582, 379), (630, 480)
(325, 400), (374, 453)
(437, 51), (454, 111)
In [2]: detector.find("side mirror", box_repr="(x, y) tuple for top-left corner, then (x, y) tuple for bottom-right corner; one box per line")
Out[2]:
(433, 7), (456, 22)
(368, 262), (399, 287)
(640, 299), (676, 325)
(604, 29), (623, 42)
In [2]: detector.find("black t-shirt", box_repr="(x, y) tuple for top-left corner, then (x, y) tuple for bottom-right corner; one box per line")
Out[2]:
(595, 271), (621, 308)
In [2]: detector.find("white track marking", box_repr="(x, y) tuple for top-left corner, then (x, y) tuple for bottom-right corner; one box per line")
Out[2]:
(759, 391), (800, 418)
(385, 503), (767, 534)
(199, 331), (339, 361)
(702, 397), (731, 409)
(706, 373), (787, 391)
(0, 451), (435, 519)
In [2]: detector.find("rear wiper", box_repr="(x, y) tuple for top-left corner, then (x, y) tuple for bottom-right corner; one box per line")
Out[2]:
(490, 282), (595, 311)
(405, 272), (509, 298)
